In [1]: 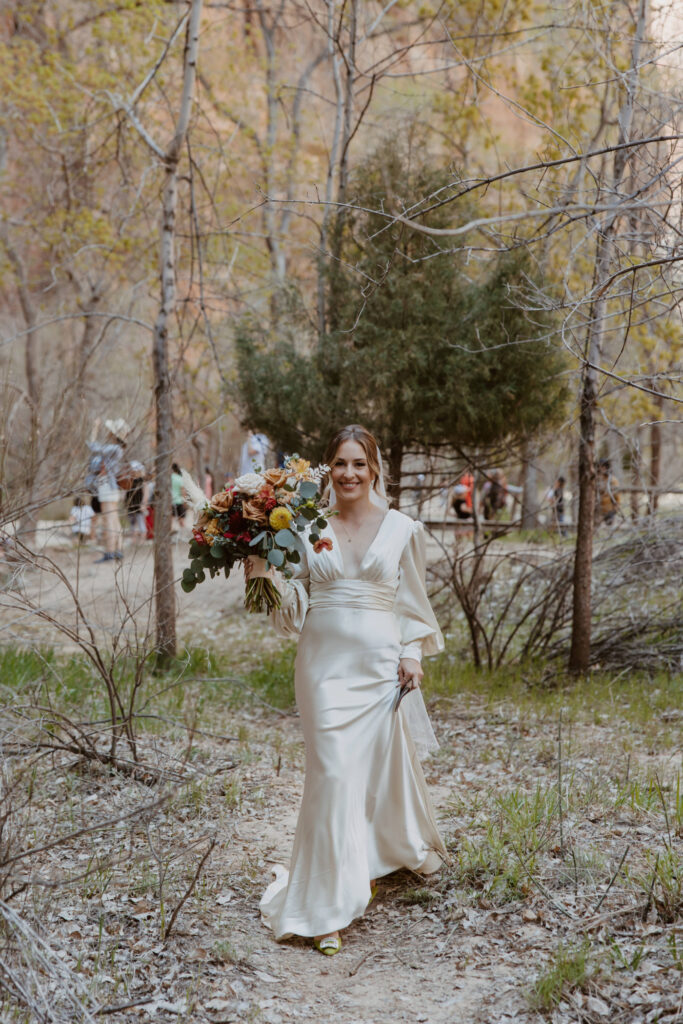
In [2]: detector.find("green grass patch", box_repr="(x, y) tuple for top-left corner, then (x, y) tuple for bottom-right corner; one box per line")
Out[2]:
(528, 938), (596, 1012)
(423, 651), (682, 730)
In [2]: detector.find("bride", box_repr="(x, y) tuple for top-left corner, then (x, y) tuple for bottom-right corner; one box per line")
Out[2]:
(247, 424), (446, 955)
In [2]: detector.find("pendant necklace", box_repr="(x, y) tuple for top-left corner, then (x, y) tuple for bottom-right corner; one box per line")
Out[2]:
(337, 517), (353, 544)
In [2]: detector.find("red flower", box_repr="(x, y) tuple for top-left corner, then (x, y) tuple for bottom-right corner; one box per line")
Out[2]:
(223, 531), (235, 539)
(237, 532), (252, 544)
(313, 537), (333, 554)
(193, 530), (207, 545)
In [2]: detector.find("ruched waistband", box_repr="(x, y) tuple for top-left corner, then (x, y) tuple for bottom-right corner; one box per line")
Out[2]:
(309, 578), (397, 612)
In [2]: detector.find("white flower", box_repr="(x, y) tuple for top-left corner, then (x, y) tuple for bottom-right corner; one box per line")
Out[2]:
(310, 464), (330, 484)
(234, 472), (266, 495)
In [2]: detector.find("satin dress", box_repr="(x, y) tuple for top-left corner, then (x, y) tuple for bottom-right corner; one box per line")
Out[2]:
(259, 509), (446, 940)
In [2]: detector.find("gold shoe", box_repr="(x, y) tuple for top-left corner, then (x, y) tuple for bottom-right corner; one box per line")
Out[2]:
(314, 934), (342, 956)
(367, 884), (378, 907)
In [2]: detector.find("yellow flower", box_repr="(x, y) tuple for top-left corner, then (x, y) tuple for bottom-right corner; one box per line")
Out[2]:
(288, 457), (311, 478)
(269, 506), (292, 530)
(204, 519), (221, 538)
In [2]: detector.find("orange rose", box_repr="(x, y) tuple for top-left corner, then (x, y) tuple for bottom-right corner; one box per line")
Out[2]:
(242, 499), (268, 524)
(263, 468), (289, 488)
(313, 537), (333, 554)
(210, 489), (234, 513)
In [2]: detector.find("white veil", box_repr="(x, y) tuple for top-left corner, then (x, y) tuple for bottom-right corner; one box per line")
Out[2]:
(324, 446), (439, 759)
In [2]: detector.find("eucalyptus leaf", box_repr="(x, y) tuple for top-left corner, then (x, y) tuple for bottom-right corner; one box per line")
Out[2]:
(210, 543), (224, 559)
(181, 579), (195, 593)
(250, 531), (267, 547)
(274, 528), (296, 548)
(267, 548), (285, 567)
(288, 549), (301, 564)
(299, 481), (318, 499)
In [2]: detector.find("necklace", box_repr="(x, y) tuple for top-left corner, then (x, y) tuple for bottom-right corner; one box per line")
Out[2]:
(336, 517), (353, 544)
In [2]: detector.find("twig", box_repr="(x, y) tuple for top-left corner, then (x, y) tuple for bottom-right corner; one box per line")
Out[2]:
(2, 794), (169, 868)
(508, 841), (576, 919)
(95, 996), (156, 1015)
(558, 709), (564, 857)
(593, 845), (630, 913)
(348, 949), (377, 977)
(163, 837), (216, 942)
(641, 853), (659, 922)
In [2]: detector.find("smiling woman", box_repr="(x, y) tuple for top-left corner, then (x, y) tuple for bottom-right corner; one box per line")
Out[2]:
(251, 424), (446, 956)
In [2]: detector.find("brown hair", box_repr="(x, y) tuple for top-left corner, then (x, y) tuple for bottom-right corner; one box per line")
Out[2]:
(323, 424), (382, 489)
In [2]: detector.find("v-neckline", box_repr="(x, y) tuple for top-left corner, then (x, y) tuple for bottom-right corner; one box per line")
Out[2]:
(328, 509), (391, 576)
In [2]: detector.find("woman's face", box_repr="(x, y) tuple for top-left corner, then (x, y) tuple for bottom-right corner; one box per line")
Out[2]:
(330, 440), (375, 504)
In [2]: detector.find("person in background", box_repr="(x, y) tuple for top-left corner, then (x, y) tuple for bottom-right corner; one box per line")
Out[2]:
(546, 475), (566, 535)
(596, 460), (620, 524)
(451, 471), (473, 519)
(171, 463), (187, 529)
(203, 466), (215, 499)
(69, 495), (95, 543)
(124, 461), (146, 541)
(87, 418), (129, 562)
(144, 478), (155, 540)
(482, 469), (507, 521)
(239, 431), (269, 475)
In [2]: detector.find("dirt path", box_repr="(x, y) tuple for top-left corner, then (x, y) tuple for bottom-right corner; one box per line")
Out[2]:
(1, 529), (680, 1023)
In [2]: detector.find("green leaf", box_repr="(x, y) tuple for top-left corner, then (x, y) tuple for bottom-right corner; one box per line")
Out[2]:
(210, 543), (224, 559)
(194, 569), (206, 583)
(267, 548), (285, 567)
(309, 532), (320, 544)
(249, 530), (267, 547)
(190, 558), (204, 572)
(181, 579), (196, 593)
(274, 528), (296, 548)
(316, 517), (328, 529)
(299, 481), (318, 499)
(288, 549), (301, 564)
(182, 568), (195, 583)
(301, 506), (317, 520)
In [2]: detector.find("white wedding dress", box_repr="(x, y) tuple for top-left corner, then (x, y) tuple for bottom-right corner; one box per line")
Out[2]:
(259, 509), (446, 939)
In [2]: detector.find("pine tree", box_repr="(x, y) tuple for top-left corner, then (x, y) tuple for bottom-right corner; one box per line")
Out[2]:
(236, 140), (569, 501)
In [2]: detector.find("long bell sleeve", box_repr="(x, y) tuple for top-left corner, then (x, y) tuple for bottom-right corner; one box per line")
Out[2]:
(394, 520), (444, 662)
(271, 547), (310, 639)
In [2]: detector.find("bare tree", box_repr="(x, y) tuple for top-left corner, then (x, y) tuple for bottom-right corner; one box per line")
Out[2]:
(150, 1), (204, 662)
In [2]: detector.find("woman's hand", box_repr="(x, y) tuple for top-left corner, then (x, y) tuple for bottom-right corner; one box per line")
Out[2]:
(244, 555), (273, 580)
(398, 657), (423, 691)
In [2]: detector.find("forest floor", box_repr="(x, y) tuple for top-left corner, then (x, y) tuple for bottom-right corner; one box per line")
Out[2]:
(0, 536), (681, 1023)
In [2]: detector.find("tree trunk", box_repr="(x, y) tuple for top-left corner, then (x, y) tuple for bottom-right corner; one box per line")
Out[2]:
(152, 0), (204, 665)
(649, 416), (661, 516)
(569, 369), (597, 671)
(386, 439), (402, 509)
(1, 232), (40, 538)
(520, 446), (539, 530)
(568, 0), (648, 673)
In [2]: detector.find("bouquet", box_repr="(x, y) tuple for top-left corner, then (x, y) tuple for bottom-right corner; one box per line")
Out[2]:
(181, 456), (334, 614)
